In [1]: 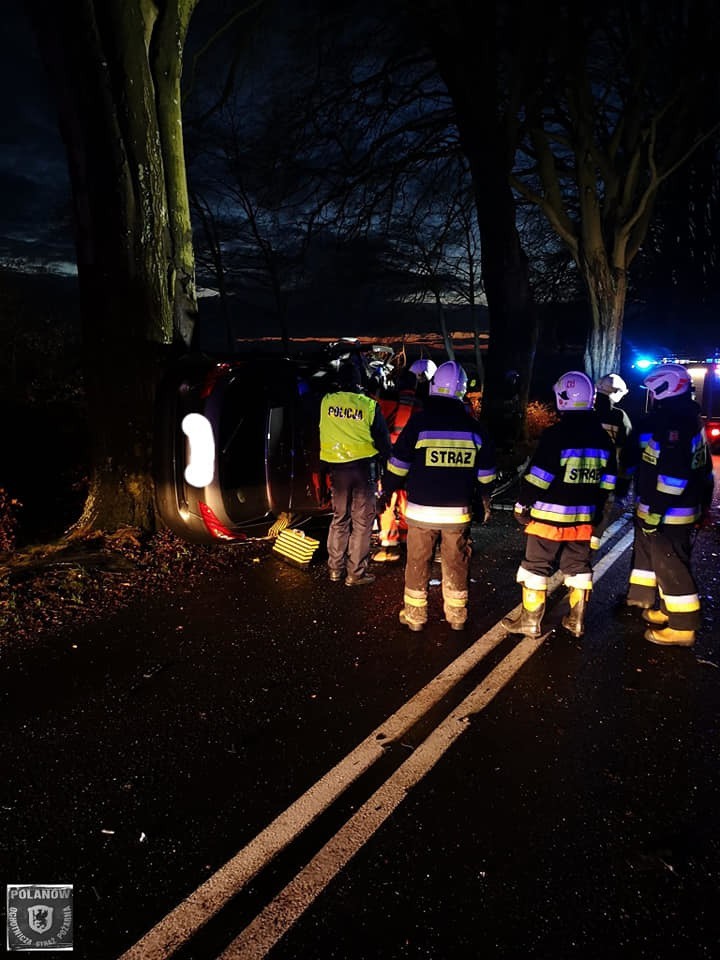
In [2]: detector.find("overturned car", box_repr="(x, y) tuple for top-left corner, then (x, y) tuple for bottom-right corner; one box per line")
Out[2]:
(153, 341), (397, 543)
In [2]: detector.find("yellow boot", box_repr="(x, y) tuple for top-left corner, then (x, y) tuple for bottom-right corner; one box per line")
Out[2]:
(644, 627), (695, 647)
(641, 608), (669, 627)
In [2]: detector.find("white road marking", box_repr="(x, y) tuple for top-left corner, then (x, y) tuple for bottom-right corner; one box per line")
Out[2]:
(119, 525), (634, 960)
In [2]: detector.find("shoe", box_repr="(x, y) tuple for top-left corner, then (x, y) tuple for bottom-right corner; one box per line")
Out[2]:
(328, 570), (344, 582)
(345, 573), (376, 587)
(372, 548), (401, 563)
(644, 627), (695, 647)
(642, 608), (669, 627)
(447, 620), (466, 632)
(399, 609), (425, 632)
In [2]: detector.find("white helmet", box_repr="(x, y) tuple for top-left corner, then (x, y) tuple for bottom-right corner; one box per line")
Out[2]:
(596, 373), (628, 403)
(553, 370), (595, 411)
(643, 363), (691, 400)
(429, 361), (468, 399)
(409, 358), (438, 381)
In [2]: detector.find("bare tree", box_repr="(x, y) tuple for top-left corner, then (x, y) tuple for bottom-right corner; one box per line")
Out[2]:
(511, 0), (720, 379)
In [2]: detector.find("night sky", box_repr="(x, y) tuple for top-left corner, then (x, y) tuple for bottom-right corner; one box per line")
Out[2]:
(1, 1), (74, 271)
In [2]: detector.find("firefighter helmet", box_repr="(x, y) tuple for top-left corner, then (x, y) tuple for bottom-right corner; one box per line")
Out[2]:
(409, 358), (438, 381)
(553, 371), (595, 410)
(642, 363), (691, 400)
(596, 373), (628, 403)
(429, 361), (468, 399)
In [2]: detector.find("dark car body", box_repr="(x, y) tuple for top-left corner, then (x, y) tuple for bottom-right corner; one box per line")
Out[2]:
(154, 342), (399, 544)
(154, 353), (335, 543)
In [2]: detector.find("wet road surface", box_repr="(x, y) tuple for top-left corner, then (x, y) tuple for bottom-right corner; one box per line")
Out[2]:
(2, 472), (720, 960)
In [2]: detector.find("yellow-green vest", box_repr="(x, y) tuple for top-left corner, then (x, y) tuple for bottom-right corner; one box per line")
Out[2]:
(320, 391), (379, 463)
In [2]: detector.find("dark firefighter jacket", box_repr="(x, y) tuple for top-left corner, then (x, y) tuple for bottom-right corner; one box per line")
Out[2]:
(383, 396), (496, 526)
(595, 392), (633, 478)
(516, 410), (617, 540)
(630, 395), (714, 530)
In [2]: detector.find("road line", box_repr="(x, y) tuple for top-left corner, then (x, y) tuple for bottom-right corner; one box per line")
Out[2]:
(217, 634), (547, 959)
(118, 523), (633, 960)
(218, 528), (635, 959)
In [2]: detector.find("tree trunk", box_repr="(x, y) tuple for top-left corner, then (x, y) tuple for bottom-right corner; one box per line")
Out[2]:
(581, 255), (628, 383)
(435, 294), (456, 360)
(29, 0), (199, 536)
(409, 1), (539, 452)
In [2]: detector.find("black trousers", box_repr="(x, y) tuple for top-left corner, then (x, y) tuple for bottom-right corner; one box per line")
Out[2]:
(517, 534), (593, 590)
(627, 520), (701, 630)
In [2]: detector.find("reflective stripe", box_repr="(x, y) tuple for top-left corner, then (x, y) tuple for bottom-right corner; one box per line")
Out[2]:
(560, 447), (609, 460)
(636, 503), (662, 525)
(657, 474), (687, 495)
(527, 465), (554, 488)
(405, 502), (470, 524)
(387, 459), (410, 477)
(660, 591), (701, 613)
(476, 467), (496, 483)
(663, 506), (699, 524)
(445, 596), (467, 608)
(564, 573), (593, 589)
(516, 566), (549, 589)
(630, 567), (656, 587)
(531, 501), (595, 523)
(403, 593), (428, 608)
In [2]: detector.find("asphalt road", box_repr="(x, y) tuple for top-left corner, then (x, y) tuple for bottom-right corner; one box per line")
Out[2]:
(2, 467), (720, 960)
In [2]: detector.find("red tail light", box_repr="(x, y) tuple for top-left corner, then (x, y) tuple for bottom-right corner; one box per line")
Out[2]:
(198, 502), (246, 540)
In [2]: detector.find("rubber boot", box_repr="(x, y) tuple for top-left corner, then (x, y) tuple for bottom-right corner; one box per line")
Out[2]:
(501, 587), (546, 638)
(561, 588), (589, 638)
(641, 608), (669, 627)
(644, 627), (695, 647)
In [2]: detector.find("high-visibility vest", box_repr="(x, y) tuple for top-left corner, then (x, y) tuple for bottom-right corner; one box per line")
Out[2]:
(320, 391), (379, 463)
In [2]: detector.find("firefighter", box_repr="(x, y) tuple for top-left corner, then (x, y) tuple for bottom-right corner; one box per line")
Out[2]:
(383, 361), (496, 632)
(320, 361), (392, 586)
(502, 371), (617, 639)
(625, 362), (715, 646)
(373, 367), (424, 562)
(591, 373), (634, 549)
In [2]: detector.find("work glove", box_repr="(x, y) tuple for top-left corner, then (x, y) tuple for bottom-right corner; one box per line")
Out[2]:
(513, 503), (532, 527)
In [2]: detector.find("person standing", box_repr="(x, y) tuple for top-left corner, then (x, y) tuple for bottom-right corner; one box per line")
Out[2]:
(373, 367), (424, 562)
(383, 361), (496, 632)
(591, 372), (634, 548)
(625, 363), (715, 646)
(320, 361), (391, 586)
(502, 371), (617, 639)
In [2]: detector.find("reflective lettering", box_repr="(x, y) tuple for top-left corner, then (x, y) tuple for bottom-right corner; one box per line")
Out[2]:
(426, 449), (474, 466)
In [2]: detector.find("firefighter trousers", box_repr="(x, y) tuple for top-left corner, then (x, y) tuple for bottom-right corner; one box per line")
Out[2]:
(403, 522), (472, 626)
(627, 521), (701, 631)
